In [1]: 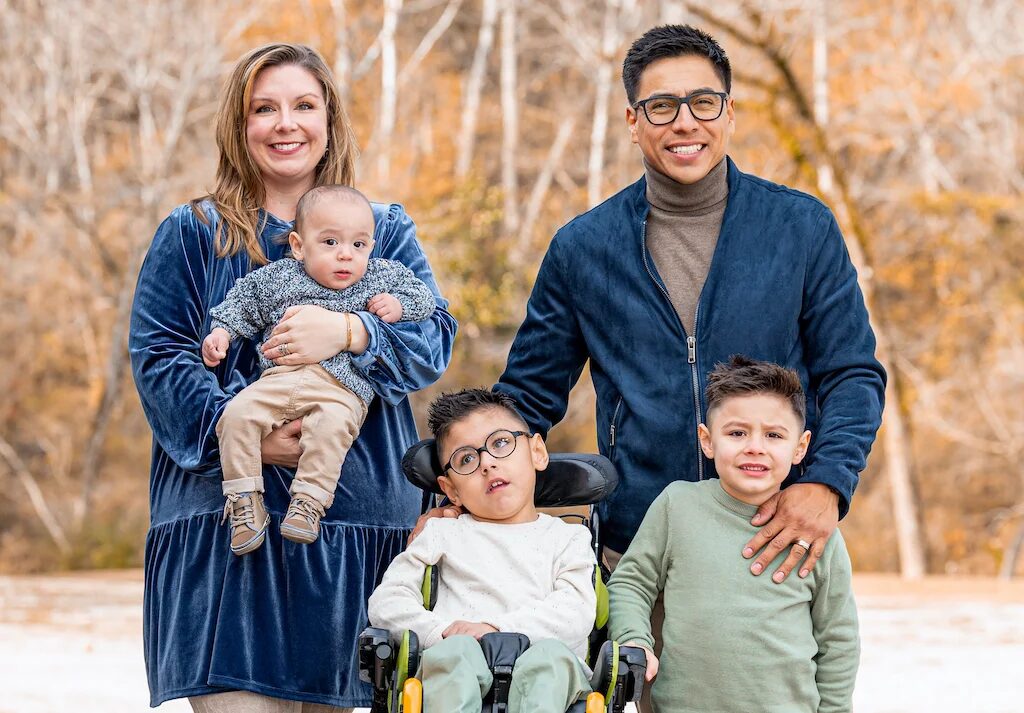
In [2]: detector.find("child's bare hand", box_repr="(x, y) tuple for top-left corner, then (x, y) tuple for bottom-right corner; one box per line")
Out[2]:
(202, 328), (231, 367)
(442, 621), (498, 640)
(367, 293), (403, 323)
(625, 641), (659, 682)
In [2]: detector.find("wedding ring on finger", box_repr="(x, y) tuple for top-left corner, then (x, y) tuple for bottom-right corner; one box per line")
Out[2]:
(279, 343), (290, 357)
(795, 539), (812, 551)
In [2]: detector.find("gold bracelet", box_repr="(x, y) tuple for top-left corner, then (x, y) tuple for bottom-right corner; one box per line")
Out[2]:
(343, 314), (353, 352)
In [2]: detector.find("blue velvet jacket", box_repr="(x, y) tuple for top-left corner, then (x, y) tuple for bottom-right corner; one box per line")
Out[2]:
(496, 158), (886, 555)
(129, 201), (456, 707)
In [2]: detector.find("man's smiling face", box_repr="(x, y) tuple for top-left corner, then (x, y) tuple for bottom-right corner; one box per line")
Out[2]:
(626, 54), (735, 185)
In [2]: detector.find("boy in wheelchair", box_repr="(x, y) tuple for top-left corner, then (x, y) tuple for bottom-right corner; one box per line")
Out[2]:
(367, 389), (617, 712)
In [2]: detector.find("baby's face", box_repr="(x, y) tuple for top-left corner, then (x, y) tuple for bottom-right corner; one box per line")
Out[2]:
(437, 407), (546, 525)
(698, 393), (811, 506)
(289, 196), (375, 290)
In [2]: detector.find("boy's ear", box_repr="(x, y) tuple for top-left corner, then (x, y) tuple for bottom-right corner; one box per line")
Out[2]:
(288, 231), (304, 259)
(528, 433), (549, 472)
(437, 475), (461, 507)
(792, 430), (812, 465)
(697, 423), (714, 458)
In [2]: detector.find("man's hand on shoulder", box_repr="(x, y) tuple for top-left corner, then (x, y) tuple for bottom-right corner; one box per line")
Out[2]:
(742, 482), (839, 583)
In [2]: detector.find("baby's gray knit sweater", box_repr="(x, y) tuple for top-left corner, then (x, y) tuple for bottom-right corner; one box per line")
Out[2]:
(210, 257), (435, 404)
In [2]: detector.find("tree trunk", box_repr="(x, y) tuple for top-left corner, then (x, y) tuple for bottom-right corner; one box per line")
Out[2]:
(515, 117), (577, 264)
(398, 0), (463, 87)
(879, 349), (927, 578)
(330, 0), (352, 106)
(0, 436), (71, 556)
(1000, 520), (1024, 580)
(378, 0), (402, 182)
(500, 0), (518, 234)
(587, 0), (619, 208)
(455, 0), (498, 178)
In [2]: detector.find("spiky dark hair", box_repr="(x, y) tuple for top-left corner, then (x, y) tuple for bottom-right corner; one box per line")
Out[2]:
(427, 388), (529, 451)
(622, 25), (732, 104)
(705, 355), (806, 424)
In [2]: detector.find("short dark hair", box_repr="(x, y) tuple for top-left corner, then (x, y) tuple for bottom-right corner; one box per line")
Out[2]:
(294, 184), (374, 235)
(622, 25), (732, 104)
(705, 355), (805, 425)
(428, 389), (529, 453)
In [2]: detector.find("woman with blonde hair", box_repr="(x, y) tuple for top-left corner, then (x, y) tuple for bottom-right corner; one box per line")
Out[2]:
(129, 43), (456, 711)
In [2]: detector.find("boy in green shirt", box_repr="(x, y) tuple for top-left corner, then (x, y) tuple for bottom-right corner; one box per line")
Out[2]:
(608, 356), (859, 712)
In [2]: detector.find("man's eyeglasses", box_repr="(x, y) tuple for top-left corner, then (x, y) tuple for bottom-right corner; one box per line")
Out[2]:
(632, 91), (728, 124)
(443, 429), (529, 476)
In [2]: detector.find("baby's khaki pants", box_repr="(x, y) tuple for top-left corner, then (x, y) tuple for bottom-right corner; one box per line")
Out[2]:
(217, 364), (367, 507)
(418, 635), (591, 713)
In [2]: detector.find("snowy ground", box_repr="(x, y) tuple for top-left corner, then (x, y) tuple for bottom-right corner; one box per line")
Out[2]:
(1, 571), (1022, 713)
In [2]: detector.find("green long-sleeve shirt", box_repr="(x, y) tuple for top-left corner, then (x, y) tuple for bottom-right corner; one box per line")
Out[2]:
(608, 479), (859, 713)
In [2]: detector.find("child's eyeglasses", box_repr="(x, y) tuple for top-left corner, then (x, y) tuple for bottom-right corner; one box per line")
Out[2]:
(443, 429), (529, 476)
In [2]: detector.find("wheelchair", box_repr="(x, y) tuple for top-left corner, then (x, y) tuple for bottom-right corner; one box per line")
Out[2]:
(358, 439), (647, 713)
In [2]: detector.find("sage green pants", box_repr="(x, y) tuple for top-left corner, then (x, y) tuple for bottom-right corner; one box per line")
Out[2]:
(419, 635), (591, 712)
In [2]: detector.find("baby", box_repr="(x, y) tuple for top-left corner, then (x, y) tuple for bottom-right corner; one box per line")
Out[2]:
(203, 185), (435, 554)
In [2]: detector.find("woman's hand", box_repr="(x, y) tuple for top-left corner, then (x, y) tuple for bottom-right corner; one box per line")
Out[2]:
(261, 305), (370, 365)
(260, 418), (303, 467)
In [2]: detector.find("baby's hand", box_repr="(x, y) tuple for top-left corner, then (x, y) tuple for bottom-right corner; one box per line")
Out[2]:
(442, 620), (498, 640)
(625, 641), (659, 682)
(202, 328), (231, 367)
(367, 293), (403, 323)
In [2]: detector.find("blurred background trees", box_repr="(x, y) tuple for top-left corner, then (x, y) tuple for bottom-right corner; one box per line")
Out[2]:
(0, 0), (1020, 577)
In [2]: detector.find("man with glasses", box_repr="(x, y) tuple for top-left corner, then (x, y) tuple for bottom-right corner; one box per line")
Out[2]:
(491, 22), (884, 675)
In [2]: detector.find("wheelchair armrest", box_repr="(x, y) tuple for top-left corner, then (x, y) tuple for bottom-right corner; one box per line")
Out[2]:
(358, 627), (394, 713)
(358, 627), (394, 687)
(479, 632), (531, 711)
(589, 641), (647, 709)
(358, 626), (422, 713)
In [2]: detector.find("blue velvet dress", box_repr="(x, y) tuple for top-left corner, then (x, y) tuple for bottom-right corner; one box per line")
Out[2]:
(128, 200), (457, 707)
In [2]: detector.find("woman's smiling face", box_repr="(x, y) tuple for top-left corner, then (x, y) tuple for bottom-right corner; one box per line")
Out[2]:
(245, 63), (328, 195)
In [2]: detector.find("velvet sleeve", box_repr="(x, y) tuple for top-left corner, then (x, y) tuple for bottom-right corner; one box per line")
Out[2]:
(129, 205), (249, 477)
(798, 210), (887, 517)
(351, 204), (457, 406)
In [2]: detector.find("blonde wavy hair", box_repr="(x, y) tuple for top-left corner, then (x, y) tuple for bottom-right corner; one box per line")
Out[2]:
(192, 43), (358, 266)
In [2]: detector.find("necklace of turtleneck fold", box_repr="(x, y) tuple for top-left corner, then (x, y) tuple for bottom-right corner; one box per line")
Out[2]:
(643, 156), (729, 336)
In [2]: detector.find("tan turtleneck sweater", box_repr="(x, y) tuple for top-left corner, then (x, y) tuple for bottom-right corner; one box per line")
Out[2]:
(644, 157), (729, 336)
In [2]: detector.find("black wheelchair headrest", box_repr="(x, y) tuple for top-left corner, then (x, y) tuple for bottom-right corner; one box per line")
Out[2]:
(401, 438), (619, 507)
